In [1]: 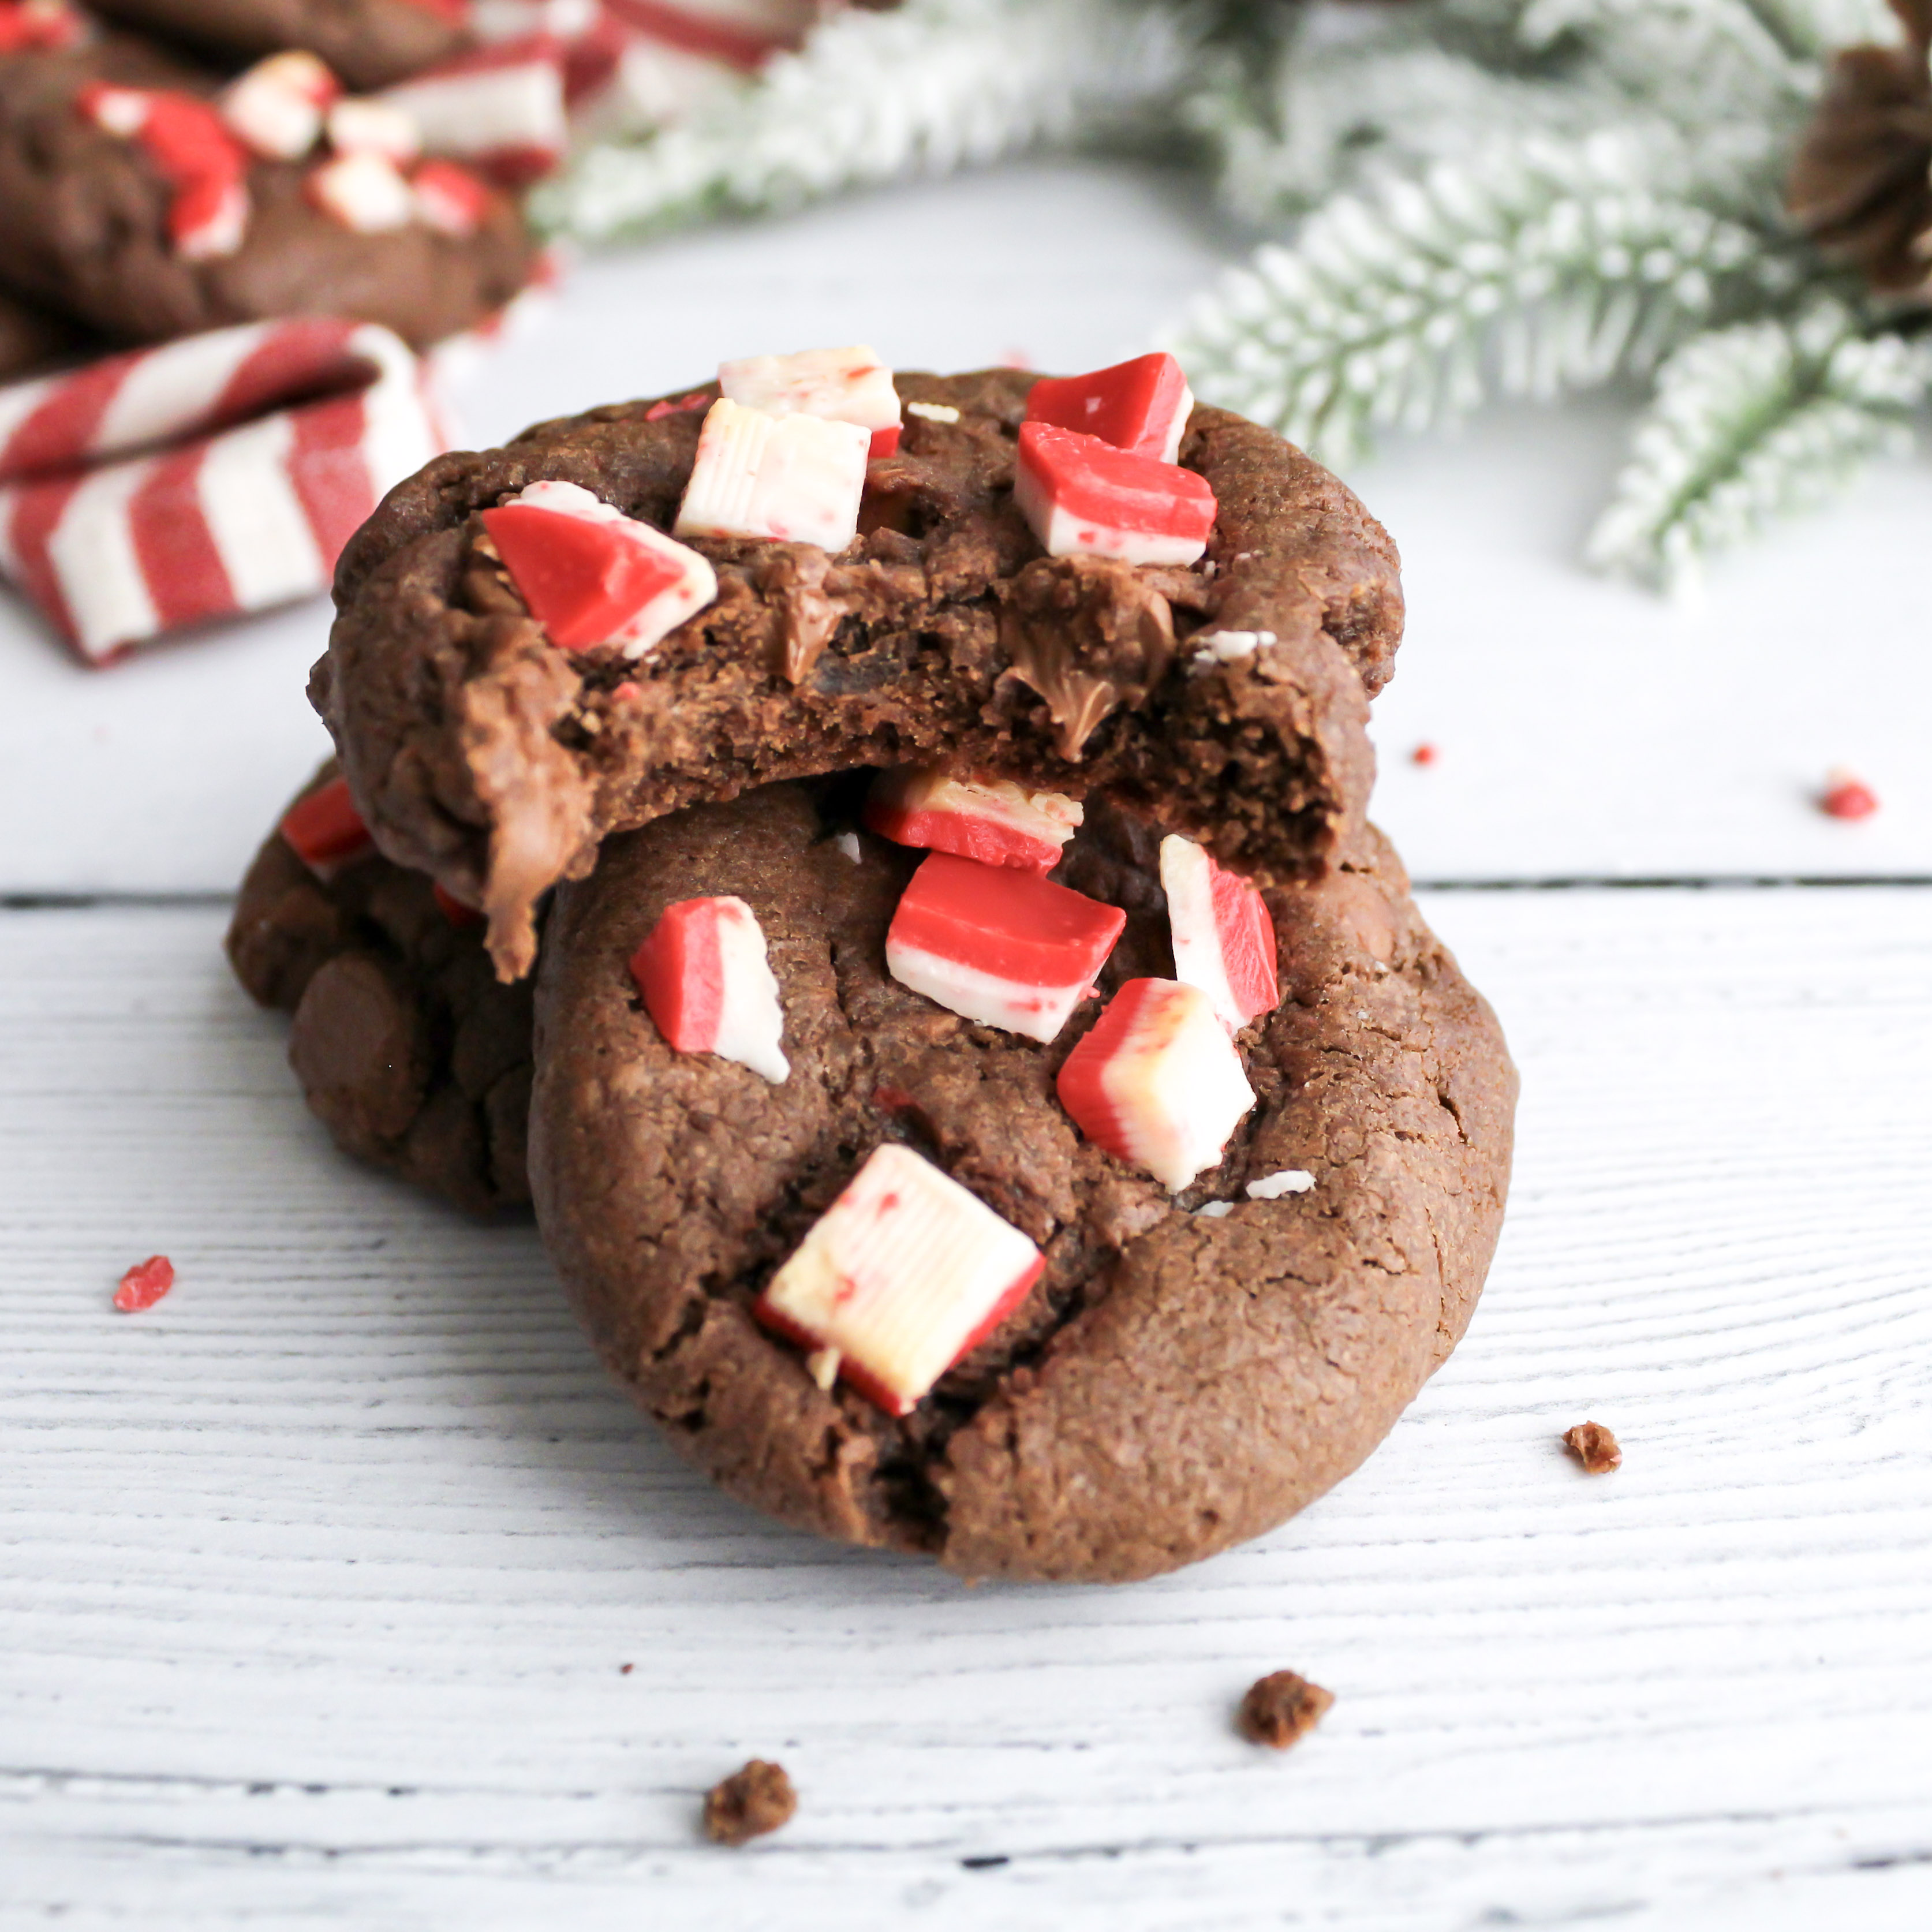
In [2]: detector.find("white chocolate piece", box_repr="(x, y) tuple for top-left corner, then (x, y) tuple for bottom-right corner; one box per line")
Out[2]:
(758, 1144), (1042, 1415)
(905, 402), (959, 424)
(883, 942), (1093, 1045)
(718, 343), (900, 434)
(221, 52), (337, 160)
(674, 398), (868, 550)
(326, 97), (422, 163)
(306, 151), (416, 232)
(1246, 1169), (1316, 1198)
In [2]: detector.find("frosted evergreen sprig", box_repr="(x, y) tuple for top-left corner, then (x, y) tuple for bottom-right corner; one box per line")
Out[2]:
(1172, 0), (1930, 583)
(1587, 299), (1932, 584)
(536, 0), (1212, 245)
(1170, 129), (1795, 468)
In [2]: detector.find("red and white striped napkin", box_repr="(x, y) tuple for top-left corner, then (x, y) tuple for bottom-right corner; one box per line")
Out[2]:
(0, 317), (442, 663)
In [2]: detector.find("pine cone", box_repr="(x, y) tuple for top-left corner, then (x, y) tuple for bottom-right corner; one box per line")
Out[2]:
(1788, 0), (1932, 298)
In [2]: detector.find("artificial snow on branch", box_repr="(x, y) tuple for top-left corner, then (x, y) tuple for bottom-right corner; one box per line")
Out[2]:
(537, 0), (1213, 245)
(1172, 0), (1931, 583)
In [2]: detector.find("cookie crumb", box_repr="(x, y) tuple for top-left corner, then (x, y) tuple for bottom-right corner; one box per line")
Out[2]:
(1236, 1671), (1333, 1750)
(113, 1255), (174, 1312)
(1563, 1421), (1621, 1474)
(703, 1759), (796, 1845)
(619, 1662), (633, 1675)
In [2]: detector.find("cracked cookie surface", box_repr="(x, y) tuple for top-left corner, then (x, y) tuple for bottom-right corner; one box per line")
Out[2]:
(530, 780), (1515, 1583)
(314, 368), (1403, 981)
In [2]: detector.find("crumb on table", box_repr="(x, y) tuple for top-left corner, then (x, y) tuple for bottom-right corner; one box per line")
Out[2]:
(1564, 1421), (1622, 1474)
(1236, 1671), (1334, 1750)
(702, 1758), (797, 1845)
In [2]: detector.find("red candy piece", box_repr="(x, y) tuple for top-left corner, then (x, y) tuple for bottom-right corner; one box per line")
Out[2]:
(884, 851), (1124, 1043)
(1159, 835), (1279, 1033)
(1056, 978), (1256, 1192)
(114, 1254), (175, 1312)
(0, 0), (81, 50)
(862, 766), (1081, 875)
(279, 775), (373, 876)
(1411, 741), (1438, 767)
(433, 881), (484, 928)
(1013, 421), (1216, 566)
(643, 390), (712, 421)
(1024, 351), (1195, 462)
(79, 85), (251, 259)
(753, 1143), (1044, 1416)
(410, 158), (493, 236)
(868, 425), (901, 459)
(629, 894), (789, 1082)
(481, 494), (701, 652)
(1821, 774), (1878, 820)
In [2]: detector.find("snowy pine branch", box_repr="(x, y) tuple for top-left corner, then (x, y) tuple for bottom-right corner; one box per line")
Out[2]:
(535, 0), (1211, 245)
(1169, 128), (1796, 468)
(1587, 300), (1932, 585)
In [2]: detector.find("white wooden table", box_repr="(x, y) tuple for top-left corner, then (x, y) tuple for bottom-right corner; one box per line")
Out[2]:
(5, 160), (1930, 1931)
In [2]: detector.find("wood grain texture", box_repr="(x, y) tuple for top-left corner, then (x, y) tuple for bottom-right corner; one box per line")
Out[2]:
(4, 888), (1930, 1928)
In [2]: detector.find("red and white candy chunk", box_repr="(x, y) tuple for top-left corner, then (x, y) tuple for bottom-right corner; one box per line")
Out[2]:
(862, 765), (1081, 875)
(1023, 350), (1194, 463)
(1158, 834), (1279, 1032)
(885, 851), (1124, 1044)
(718, 344), (902, 458)
(629, 894), (790, 1083)
(481, 479), (718, 656)
(80, 86), (251, 260)
(754, 1143), (1044, 1417)
(305, 149), (415, 231)
(1013, 421), (1216, 567)
(376, 37), (568, 185)
(674, 398), (869, 551)
(279, 775), (373, 878)
(1055, 978), (1255, 1193)
(220, 52), (339, 161)
(325, 96), (423, 163)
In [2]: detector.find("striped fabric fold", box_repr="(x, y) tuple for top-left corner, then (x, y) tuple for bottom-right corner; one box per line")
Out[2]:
(0, 319), (443, 663)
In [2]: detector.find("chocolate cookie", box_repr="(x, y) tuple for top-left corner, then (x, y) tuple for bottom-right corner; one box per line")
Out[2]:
(227, 761), (533, 1213)
(530, 781), (1515, 1583)
(0, 39), (535, 350)
(312, 368), (1404, 981)
(88, 0), (469, 92)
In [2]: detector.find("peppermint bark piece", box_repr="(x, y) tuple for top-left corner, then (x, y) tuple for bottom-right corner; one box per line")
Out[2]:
(316, 366), (1403, 980)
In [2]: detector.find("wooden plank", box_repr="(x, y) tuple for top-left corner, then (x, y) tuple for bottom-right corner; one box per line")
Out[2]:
(3, 888), (1930, 1926)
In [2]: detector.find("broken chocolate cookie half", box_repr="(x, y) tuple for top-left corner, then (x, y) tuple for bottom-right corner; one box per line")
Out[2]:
(313, 361), (1403, 981)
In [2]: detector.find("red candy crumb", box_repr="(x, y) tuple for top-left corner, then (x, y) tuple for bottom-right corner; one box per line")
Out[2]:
(279, 775), (373, 876)
(1411, 742), (1439, 767)
(1820, 773), (1878, 821)
(114, 1254), (175, 1312)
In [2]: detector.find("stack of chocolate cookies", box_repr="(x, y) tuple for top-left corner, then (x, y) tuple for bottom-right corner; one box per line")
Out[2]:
(227, 350), (1518, 1584)
(0, 0), (543, 379)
